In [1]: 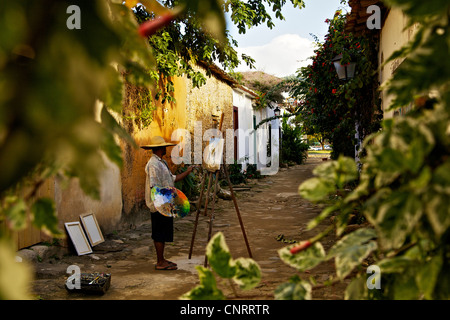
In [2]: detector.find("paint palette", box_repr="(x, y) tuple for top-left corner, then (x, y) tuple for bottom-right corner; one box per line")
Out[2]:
(151, 186), (190, 218)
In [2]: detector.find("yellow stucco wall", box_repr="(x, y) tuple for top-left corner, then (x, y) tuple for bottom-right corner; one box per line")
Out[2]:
(379, 8), (421, 118)
(120, 75), (187, 219)
(185, 64), (234, 135)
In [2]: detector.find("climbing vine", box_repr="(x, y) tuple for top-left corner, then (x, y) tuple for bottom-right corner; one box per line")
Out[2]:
(290, 10), (382, 159)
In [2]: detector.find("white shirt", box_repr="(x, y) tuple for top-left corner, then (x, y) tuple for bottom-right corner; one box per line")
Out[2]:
(145, 154), (176, 211)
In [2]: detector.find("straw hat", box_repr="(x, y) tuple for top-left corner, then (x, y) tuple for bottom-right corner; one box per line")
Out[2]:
(140, 136), (176, 150)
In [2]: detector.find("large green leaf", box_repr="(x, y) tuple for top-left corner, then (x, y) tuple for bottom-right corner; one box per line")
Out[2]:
(3, 197), (27, 231)
(279, 242), (326, 272)
(377, 256), (415, 274)
(391, 271), (421, 300)
(31, 198), (63, 237)
(327, 228), (377, 279)
(364, 191), (423, 250)
(206, 232), (236, 279)
(180, 266), (225, 300)
(424, 191), (450, 238)
(312, 156), (359, 189)
(415, 253), (443, 300)
(274, 276), (312, 300)
(232, 258), (261, 290)
(298, 177), (335, 202)
(344, 274), (368, 300)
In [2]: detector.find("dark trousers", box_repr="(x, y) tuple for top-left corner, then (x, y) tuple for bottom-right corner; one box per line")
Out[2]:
(151, 211), (173, 242)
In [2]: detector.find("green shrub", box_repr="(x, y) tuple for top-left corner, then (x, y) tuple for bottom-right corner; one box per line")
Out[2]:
(281, 117), (309, 164)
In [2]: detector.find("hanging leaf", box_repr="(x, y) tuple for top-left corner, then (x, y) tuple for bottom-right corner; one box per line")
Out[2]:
(274, 276), (312, 300)
(377, 256), (415, 274)
(3, 197), (27, 231)
(206, 232), (237, 279)
(344, 274), (368, 300)
(327, 228), (377, 279)
(365, 191), (423, 250)
(232, 258), (261, 290)
(31, 198), (63, 237)
(415, 253), (443, 300)
(180, 266), (225, 300)
(279, 242), (326, 272)
(298, 177), (336, 202)
(424, 191), (450, 238)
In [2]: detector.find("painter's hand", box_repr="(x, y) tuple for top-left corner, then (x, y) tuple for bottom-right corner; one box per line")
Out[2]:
(186, 166), (195, 174)
(187, 165), (200, 174)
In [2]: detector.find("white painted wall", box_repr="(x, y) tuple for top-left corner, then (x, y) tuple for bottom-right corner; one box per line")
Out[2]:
(232, 88), (280, 174)
(232, 88), (255, 168)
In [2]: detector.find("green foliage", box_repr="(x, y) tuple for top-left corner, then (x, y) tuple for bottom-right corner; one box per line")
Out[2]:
(174, 166), (199, 200)
(181, 232), (261, 299)
(226, 161), (247, 185)
(280, 117), (309, 164)
(205, 231), (237, 279)
(224, 161), (262, 186)
(279, 242), (326, 272)
(31, 198), (63, 238)
(299, 155), (358, 203)
(180, 266), (226, 300)
(292, 100), (450, 299)
(226, 0), (305, 35)
(123, 86), (157, 129)
(134, 0), (305, 104)
(244, 164), (261, 180)
(326, 228), (377, 279)
(274, 275), (312, 300)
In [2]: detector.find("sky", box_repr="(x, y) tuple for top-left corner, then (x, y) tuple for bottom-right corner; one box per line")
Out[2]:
(226, 0), (346, 78)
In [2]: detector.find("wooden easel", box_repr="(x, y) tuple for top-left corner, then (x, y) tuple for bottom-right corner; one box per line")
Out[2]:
(188, 113), (253, 267)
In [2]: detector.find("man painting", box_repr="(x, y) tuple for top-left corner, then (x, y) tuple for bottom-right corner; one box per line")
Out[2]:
(142, 136), (193, 270)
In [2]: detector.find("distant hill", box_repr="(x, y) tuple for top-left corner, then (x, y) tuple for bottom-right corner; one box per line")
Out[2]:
(240, 71), (284, 104)
(240, 71), (282, 89)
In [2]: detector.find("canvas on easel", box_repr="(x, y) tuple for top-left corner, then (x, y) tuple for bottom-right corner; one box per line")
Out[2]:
(204, 136), (224, 173)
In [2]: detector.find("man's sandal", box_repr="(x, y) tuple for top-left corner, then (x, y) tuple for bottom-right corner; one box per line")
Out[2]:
(155, 264), (178, 271)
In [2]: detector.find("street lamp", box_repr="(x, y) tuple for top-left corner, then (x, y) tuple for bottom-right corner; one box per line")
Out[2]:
(332, 54), (359, 164)
(274, 106), (281, 117)
(332, 54), (356, 80)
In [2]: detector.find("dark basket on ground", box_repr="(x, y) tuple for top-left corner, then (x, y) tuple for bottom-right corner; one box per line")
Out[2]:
(66, 272), (111, 294)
